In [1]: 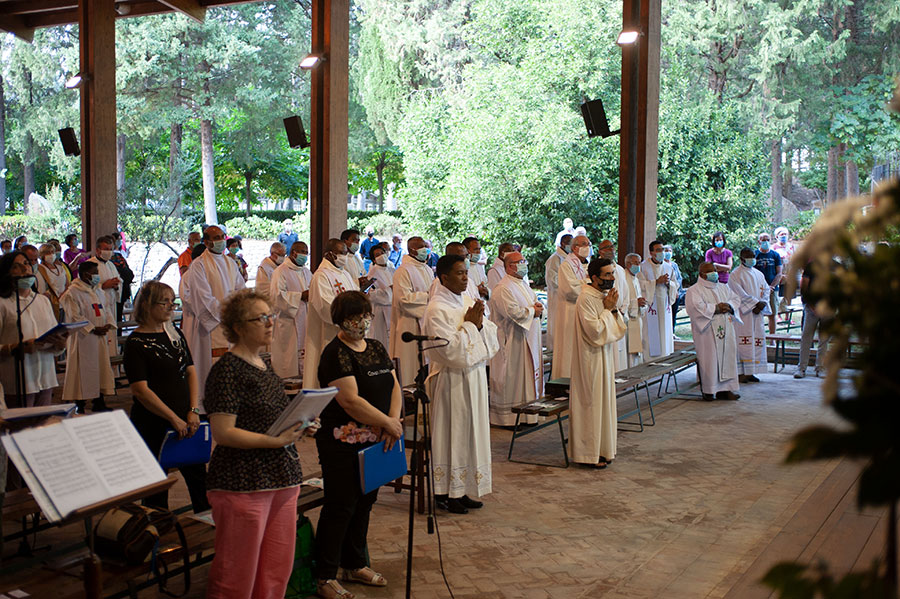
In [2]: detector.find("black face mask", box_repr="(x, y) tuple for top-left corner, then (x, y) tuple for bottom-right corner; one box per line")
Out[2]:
(598, 278), (615, 290)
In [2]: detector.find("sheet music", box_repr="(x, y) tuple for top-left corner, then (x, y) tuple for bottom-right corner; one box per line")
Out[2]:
(0, 404), (77, 421)
(266, 387), (338, 436)
(1, 434), (62, 522)
(65, 411), (166, 497)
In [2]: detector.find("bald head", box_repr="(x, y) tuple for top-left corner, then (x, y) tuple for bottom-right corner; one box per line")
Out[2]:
(445, 242), (468, 259)
(597, 239), (615, 260)
(325, 238), (346, 255)
(407, 236), (425, 253)
(698, 262), (716, 276)
(291, 241), (308, 255)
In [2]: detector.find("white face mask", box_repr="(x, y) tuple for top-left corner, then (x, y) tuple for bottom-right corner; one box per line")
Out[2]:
(274, 255), (284, 265)
(374, 254), (387, 266)
(333, 254), (348, 270)
(576, 246), (591, 258)
(99, 250), (113, 261)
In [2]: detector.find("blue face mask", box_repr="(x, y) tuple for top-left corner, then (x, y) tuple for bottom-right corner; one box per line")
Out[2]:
(705, 272), (719, 283)
(211, 240), (226, 254)
(653, 252), (664, 262)
(515, 263), (528, 278)
(17, 276), (36, 290)
(759, 241), (770, 251)
(714, 240), (724, 248)
(779, 236), (788, 244)
(469, 253), (479, 263)
(629, 264), (641, 275)
(415, 247), (430, 262)
(349, 242), (360, 254)
(564, 244), (572, 254)
(663, 251), (672, 261)
(293, 254), (309, 267)
(90, 274), (101, 287)
(743, 258), (756, 268)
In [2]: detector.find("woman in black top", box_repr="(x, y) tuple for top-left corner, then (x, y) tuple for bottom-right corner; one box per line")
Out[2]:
(315, 291), (403, 599)
(123, 281), (208, 512)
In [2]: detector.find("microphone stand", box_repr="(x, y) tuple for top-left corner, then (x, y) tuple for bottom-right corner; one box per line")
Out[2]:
(13, 287), (27, 407)
(405, 337), (437, 599)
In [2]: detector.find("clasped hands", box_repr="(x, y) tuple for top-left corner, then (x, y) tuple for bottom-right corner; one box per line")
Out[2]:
(714, 302), (734, 315)
(464, 299), (486, 330)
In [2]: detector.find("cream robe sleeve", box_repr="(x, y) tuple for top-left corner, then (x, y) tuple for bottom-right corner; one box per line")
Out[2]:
(256, 262), (273, 296)
(494, 283), (534, 330)
(613, 265), (628, 312)
(686, 284), (742, 332)
(368, 267), (393, 306)
(578, 294), (626, 347)
(544, 255), (560, 292)
(309, 270), (338, 324)
(727, 269), (762, 317)
(60, 290), (93, 337)
(558, 261), (585, 303)
(424, 303), (499, 368)
(186, 262), (221, 334)
(271, 267), (306, 320)
(395, 267), (429, 319)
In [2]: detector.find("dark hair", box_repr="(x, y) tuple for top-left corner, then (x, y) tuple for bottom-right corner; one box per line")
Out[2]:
(13, 235), (27, 249)
(445, 241), (466, 255)
(340, 229), (360, 241)
(0, 251), (30, 298)
(739, 247), (755, 259)
(226, 238), (240, 248)
(331, 290), (372, 325)
(588, 257), (614, 279)
(461, 236), (478, 248)
(191, 244), (207, 260)
(711, 231), (726, 245)
(0, 239), (11, 247)
(79, 260), (99, 276)
(649, 239), (663, 252)
(436, 254), (464, 281)
(64, 234), (77, 245)
(220, 289), (270, 344)
(371, 244), (386, 257)
(96, 235), (115, 248)
(560, 234), (573, 246)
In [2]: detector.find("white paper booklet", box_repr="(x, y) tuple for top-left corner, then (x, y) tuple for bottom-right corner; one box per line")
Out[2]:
(1, 410), (167, 522)
(265, 387), (338, 437)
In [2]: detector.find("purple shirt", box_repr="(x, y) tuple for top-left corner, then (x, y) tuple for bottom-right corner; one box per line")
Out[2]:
(704, 247), (733, 283)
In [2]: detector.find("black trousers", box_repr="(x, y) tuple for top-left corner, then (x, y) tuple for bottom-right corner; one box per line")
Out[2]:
(133, 417), (210, 513)
(314, 438), (379, 579)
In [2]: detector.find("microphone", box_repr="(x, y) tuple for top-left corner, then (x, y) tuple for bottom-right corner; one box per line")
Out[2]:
(401, 331), (444, 343)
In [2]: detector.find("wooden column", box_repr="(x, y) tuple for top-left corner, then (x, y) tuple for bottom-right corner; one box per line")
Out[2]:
(617, 0), (661, 262)
(309, 0), (349, 268)
(79, 0), (118, 252)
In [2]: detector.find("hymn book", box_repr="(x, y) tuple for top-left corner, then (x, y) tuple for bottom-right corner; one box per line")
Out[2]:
(265, 387), (338, 437)
(1, 410), (167, 523)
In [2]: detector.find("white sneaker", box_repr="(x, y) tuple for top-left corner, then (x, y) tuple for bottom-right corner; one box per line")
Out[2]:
(793, 369), (806, 379)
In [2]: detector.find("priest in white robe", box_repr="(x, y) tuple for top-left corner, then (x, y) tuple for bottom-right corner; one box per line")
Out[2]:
(569, 258), (627, 467)
(424, 255), (499, 514)
(179, 225), (245, 405)
(727, 248), (770, 382)
(550, 234), (591, 380)
(389, 236), (434, 385)
(269, 241), (312, 379)
(428, 243), (488, 314)
(340, 228), (370, 288)
(486, 242), (515, 291)
(86, 235), (122, 356)
(254, 242), (286, 297)
(489, 251), (543, 426)
(638, 240), (678, 361)
(686, 262), (742, 401)
(463, 237), (491, 302)
(60, 261), (117, 413)
(303, 239), (359, 387)
(544, 234), (572, 353)
(597, 240), (629, 372)
(622, 253), (647, 368)
(367, 244), (394, 349)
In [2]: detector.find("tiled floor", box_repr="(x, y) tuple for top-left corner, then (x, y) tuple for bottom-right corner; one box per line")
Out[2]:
(3, 365), (889, 598)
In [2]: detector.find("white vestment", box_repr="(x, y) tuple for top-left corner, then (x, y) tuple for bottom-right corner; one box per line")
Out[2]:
(389, 255), (434, 385)
(543, 248), (567, 352)
(569, 285), (627, 463)
(87, 256), (122, 355)
(686, 278), (742, 394)
(550, 254), (588, 379)
(428, 272), (487, 315)
(0, 292), (60, 395)
(424, 283), (499, 498)
(469, 262), (488, 292)
(366, 263), (394, 350)
(488, 275), (543, 426)
(622, 271), (647, 368)
(303, 259), (359, 387)
(255, 256), (278, 297)
(727, 265), (770, 375)
(612, 263), (629, 371)
(59, 279), (116, 400)
(638, 259), (677, 360)
(179, 249), (245, 404)
(269, 259), (312, 379)
(487, 258), (505, 291)
(345, 252), (365, 282)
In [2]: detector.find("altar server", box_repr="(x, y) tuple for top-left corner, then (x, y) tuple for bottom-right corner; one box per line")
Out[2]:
(569, 258), (626, 467)
(550, 234), (591, 379)
(269, 242), (312, 379)
(544, 234), (572, 352)
(686, 262), (742, 401)
(255, 242), (286, 297)
(638, 240), (678, 360)
(487, 243), (515, 291)
(597, 240), (629, 371)
(388, 236), (434, 385)
(462, 237), (490, 301)
(622, 253), (647, 368)
(366, 244), (394, 349)
(303, 239), (359, 387)
(424, 255), (499, 514)
(489, 251), (543, 426)
(179, 225), (245, 403)
(727, 248), (770, 382)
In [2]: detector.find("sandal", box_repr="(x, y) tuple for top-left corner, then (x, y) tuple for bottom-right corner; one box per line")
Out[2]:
(340, 566), (388, 587)
(317, 579), (355, 599)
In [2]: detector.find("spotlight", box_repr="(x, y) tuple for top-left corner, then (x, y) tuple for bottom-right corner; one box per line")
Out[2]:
(65, 73), (88, 89)
(114, 2), (131, 15)
(58, 128), (81, 156)
(299, 54), (326, 70)
(616, 30), (640, 46)
(580, 99), (620, 139)
(283, 116), (309, 149)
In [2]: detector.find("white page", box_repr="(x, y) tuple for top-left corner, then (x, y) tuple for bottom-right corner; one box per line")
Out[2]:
(9, 424), (105, 519)
(1, 434), (62, 522)
(266, 387), (338, 436)
(0, 404), (77, 421)
(64, 410), (166, 498)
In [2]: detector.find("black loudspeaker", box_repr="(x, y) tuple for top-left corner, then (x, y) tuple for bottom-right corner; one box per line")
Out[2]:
(283, 116), (309, 149)
(58, 127), (81, 156)
(580, 99), (620, 138)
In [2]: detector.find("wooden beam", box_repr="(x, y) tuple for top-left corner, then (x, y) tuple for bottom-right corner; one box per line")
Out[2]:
(1, 0), (75, 16)
(157, 0), (205, 23)
(308, 0), (349, 268)
(79, 0), (118, 252)
(13, 0), (252, 29)
(0, 14), (34, 42)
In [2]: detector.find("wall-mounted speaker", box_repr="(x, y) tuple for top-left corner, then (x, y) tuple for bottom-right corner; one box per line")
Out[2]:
(58, 127), (81, 156)
(580, 99), (620, 139)
(283, 116), (309, 149)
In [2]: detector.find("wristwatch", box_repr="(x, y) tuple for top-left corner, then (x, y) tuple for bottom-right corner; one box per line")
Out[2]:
(189, 407), (200, 415)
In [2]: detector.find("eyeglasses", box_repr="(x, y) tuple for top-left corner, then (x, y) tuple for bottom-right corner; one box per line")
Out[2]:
(154, 300), (177, 308)
(244, 313), (278, 325)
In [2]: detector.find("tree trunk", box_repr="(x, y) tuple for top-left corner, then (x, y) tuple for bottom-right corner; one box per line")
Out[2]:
(244, 171), (252, 216)
(0, 74), (6, 215)
(23, 132), (34, 213)
(837, 143), (848, 200)
(770, 139), (783, 223)
(826, 146), (839, 204)
(200, 119), (217, 224)
(376, 152), (385, 212)
(116, 133), (126, 199)
(287, 196), (294, 211)
(845, 156), (859, 198)
(168, 122), (183, 218)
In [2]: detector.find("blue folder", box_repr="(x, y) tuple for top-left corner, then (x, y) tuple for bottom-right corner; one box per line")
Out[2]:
(158, 422), (212, 470)
(358, 435), (407, 494)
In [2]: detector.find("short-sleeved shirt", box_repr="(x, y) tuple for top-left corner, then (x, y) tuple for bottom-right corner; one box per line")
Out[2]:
(177, 248), (193, 275)
(754, 249), (782, 285)
(317, 337), (394, 448)
(123, 329), (193, 436)
(204, 352), (302, 492)
(704, 248), (733, 283)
